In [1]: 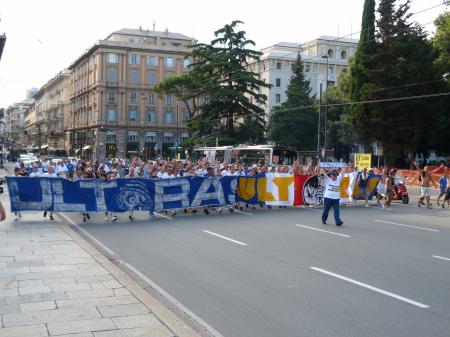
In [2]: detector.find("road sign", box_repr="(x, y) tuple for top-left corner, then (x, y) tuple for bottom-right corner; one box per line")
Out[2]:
(354, 153), (371, 168)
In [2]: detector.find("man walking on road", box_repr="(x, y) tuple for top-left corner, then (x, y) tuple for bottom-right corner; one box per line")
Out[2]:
(321, 169), (344, 226)
(418, 166), (437, 209)
(437, 168), (448, 208)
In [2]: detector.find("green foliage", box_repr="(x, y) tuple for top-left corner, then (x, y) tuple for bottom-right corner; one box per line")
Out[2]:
(433, 12), (450, 80)
(341, 0), (448, 165)
(155, 21), (270, 145)
(267, 53), (318, 150)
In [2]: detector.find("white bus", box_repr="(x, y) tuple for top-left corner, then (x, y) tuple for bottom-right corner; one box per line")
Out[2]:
(192, 145), (298, 165)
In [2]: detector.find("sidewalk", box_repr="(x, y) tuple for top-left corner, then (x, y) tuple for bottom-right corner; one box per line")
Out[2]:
(0, 165), (201, 337)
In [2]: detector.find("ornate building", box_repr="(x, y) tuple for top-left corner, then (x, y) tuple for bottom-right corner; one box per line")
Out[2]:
(67, 28), (194, 161)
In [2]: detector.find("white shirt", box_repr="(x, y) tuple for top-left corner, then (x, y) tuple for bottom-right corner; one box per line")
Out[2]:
(41, 172), (57, 178)
(324, 174), (342, 199)
(29, 171), (41, 177)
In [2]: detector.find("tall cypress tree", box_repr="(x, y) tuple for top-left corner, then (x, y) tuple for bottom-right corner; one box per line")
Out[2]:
(267, 53), (317, 150)
(348, 0), (377, 146)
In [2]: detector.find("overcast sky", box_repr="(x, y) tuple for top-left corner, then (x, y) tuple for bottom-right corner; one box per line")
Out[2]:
(0, 0), (446, 108)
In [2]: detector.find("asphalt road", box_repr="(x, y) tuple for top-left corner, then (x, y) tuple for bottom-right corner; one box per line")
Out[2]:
(64, 202), (450, 337)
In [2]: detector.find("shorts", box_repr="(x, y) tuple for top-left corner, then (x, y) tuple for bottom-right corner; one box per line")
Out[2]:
(421, 186), (432, 197)
(377, 183), (386, 195)
(359, 186), (368, 197)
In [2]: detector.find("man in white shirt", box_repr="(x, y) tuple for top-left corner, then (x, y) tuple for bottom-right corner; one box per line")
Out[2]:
(29, 166), (41, 177)
(321, 170), (344, 226)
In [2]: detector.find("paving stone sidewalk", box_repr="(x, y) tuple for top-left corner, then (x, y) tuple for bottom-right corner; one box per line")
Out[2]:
(0, 165), (200, 337)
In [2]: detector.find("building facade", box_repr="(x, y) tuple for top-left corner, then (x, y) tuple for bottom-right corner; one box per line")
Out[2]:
(67, 28), (194, 161)
(24, 71), (70, 152)
(6, 102), (30, 146)
(247, 36), (358, 121)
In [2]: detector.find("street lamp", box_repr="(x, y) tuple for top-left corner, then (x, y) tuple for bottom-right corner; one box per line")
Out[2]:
(176, 103), (179, 159)
(322, 54), (329, 155)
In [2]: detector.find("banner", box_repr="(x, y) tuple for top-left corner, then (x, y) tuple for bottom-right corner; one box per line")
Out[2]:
(319, 162), (348, 168)
(7, 174), (382, 212)
(7, 177), (237, 213)
(354, 153), (371, 168)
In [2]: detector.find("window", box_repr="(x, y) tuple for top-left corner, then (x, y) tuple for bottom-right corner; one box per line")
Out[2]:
(327, 49), (334, 59)
(128, 109), (138, 122)
(341, 50), (347, 60)
(106, 53), (118, 64)
(148, 91), (155, 104)
(145, 131), (156, 142)
(275, 94), (281, 103)
(128, 54), (140, 65)
(130, 91), (137, 104)
(128, 131), (138, 142)
(305, 64), (310, 72)
(106, 108), (116, 122)
(183, 111), (189, 121)
(107, 68), (116, 82)
(164, 111), (173, 124)
(128, 38), (135, 44)
(329, 66), (334, 74)
(165, 57), (176, 68)
(164, 131), (173, 142)
(147, 110), (155, 122)
(106, 130), (116, 141)
(130, 70), (138, 83)
(276, 78), (281, 87)
(181, 132), (189, 142)
(108, 91), (115, 101)
(276, 62), (282, 70)
(148, 71), (156, 85)
(146, 56), (158, 66)
(203, 95), (209, 104)
(166, 95), (172, 105)
(183, 58), (191, 69)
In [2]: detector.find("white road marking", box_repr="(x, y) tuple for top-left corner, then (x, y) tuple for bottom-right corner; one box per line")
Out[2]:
(234, 209), (254, 216)
(295, 224), (350, 238)
(307, 208), (322, 212)
(202, 230), (247, 246)
(311, 267), (429, 309)
(58, 213), (116, 255)
(432, 255), (450, 262)
(154, 212), (173, 220)
(373, 219), (439, 232)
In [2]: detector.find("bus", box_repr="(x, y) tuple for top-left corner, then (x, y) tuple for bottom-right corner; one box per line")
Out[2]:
(192, 145), (298, 165)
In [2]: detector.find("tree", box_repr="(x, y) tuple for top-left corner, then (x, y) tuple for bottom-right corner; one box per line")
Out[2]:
(344, 0), (444, 166)
(267, 53), (317, 150)
(155, 21), (270, 145)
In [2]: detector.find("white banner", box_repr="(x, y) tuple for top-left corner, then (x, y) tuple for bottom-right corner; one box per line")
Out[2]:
(265, 173), (295, 206)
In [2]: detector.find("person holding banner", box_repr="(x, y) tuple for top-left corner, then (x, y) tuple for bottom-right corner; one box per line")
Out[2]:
(321, 169), (344, 226)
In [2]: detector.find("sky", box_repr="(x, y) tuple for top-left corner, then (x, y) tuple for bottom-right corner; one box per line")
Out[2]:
(0, 0), (447, 108)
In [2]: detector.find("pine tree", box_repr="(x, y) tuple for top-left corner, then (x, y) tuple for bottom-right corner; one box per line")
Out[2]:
(267, 53), (317, 150)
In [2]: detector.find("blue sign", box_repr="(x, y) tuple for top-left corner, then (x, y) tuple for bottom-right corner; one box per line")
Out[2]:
(7, 176), (237, 213)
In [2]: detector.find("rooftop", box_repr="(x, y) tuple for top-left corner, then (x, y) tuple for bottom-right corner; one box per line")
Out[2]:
(107, 28), (194, 42)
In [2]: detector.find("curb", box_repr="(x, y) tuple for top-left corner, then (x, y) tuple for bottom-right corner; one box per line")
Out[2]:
(57, 215), (203, 337)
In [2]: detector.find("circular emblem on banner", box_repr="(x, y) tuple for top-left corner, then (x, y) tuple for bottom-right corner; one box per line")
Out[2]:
(116, 180), (154, 211)
(302, 175), (325, 206)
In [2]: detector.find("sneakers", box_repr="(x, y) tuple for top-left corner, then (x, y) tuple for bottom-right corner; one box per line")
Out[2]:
(129, 216), (134, 221)
(322, 221), (326, 225)
(112, 216), (118, 222)
(49, 215), (54, 221)
(336, 221), (344, 226)
(14, 216), (19, 221)
(365, 204), (370, 208)
(104, 217), (109, 221)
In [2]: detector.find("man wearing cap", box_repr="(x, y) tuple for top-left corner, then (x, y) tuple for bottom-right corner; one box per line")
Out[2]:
(321, 169), (344, 226)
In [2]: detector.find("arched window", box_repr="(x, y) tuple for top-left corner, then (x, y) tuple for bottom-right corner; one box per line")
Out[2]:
(327, 49), (334, 59)
(341, 50), (347, 60)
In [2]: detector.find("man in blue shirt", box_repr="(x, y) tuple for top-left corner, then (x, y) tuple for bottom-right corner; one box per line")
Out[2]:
(437, 169), (448, 207)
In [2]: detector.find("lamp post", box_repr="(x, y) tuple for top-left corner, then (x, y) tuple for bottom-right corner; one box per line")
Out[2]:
(317, 83), (322, 163)
(176, 103), (179, 159)
(321, 54), (329, 156)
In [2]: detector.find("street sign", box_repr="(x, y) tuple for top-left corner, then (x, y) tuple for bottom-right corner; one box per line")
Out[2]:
(354, 153), (371, 168)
